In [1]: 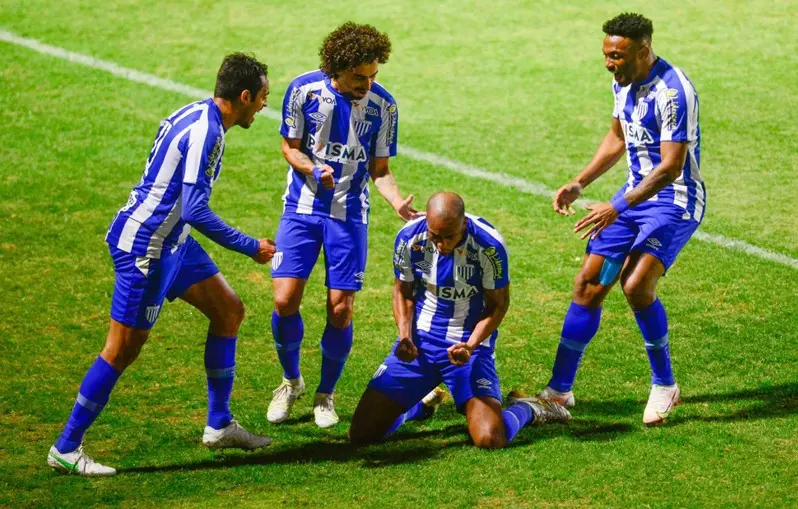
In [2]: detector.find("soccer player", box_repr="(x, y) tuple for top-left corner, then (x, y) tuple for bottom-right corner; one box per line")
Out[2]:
(267, 22), (417, 428)
(348, 193), (572, 448)
(537, 13), (705, 425)
(47, 53), (277, 476)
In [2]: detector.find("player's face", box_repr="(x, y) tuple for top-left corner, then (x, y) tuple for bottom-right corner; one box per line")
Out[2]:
(239, 76), (269, 129)
(427, 217), (466, 256)
(603, 35), (645, 87)
(335, 61), (379, 100)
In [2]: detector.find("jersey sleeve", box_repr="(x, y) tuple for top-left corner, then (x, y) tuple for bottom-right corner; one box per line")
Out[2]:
(657, 84), (689, 142)
(612, 83), (621, 120)
(479, 241), (509, 290)
(280, 81), (307, 139)
(373, 100), (398, 158)
(181, 124), (259, 257)
(393, 233), (415, 282)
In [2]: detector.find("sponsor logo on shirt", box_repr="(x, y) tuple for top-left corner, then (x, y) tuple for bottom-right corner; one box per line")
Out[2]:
(310, 92), (336, 106)
(659, 88), (680, 131)
(436, 284), (478, 301)
(365, 106), (380, 117)
(624, 122), (655, 144)
(285, 87), (303, 127)
(207, 135), (223, 177)
(415, 260), (432, 274)
(386, 103), (398, 145)
(307, 135), (368, 164)
(394, 239), (408, 265)
(483, 246), (504, 280)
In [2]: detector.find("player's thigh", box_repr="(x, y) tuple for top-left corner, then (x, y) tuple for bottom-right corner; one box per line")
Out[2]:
(271, 213), (324, 281)
(442, 350), (503, 414)
(323, 218), (368, 291)
(179, 274), (243, 334)
(629, 206), (700, 273)
(464, 396), (506, 449)
(349, 388), (408, 444)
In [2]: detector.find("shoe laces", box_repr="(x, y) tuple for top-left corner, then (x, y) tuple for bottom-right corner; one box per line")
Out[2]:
(650, 386), (675, 408)
(317, 394), (335, 412)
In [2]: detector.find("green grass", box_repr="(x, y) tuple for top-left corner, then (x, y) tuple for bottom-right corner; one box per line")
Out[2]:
(1, 1), (797, 507)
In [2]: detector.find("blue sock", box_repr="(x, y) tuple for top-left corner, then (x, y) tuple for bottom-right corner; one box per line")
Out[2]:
(205, 334), (236, 430)
(548, 302), (602, 392)
(502, 402), (535, 442)
(272, 311), (303, 380)
(55, 357), (121, 454)
(384, 401), (429, 437)
(634, 298), (675, 386)
(317, 323), (353, 394)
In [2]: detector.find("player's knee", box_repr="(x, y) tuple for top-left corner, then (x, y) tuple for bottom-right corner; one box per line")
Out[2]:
(573, 271), (603, 304)
(471, 427), (506, 450)
(348, 420), (380, 446)
(327, 301), (353, 329)
(273, 293), (301, 316)
(621, 275), (655, 309)
(214, 293), (245, 332)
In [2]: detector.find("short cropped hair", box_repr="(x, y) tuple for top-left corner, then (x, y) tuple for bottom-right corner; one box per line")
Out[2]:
(319, 22), (391, 77)
(214, 53), (268, 101)
(602, 13), (654, 42)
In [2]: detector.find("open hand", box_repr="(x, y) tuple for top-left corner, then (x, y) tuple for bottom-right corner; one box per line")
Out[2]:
(553, 182), (582, 216)
(573, 203), (619, 240)
(393, 194), (421, 222)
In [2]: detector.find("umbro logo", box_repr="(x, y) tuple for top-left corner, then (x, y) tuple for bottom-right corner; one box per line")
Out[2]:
(355, 271), (365, 283)
(476, 378), (492, 389)
(646, 238), (662, 250)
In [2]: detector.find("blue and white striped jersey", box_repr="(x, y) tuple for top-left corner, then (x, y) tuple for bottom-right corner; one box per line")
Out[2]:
(280, 70), (399, 224)
(613, 58), (706, 221)
(106, 98), (258, 259)
(393, 214), (510, 352)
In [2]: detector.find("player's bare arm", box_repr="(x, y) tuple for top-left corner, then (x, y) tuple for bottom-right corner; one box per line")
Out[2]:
(448, 285), (510, 366)
(368, 157), (418, 221)
(393, 278), (418, 361)
(554, 118), (626, 216)
(574, 141), (687, 240)
(281, 137), (335, 190)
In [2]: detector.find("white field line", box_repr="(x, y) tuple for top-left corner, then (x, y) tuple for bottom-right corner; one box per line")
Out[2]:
(3, 29), (797, 271)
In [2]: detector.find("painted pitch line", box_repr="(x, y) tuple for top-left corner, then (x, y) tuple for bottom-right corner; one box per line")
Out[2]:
(2, 29), (797, 272)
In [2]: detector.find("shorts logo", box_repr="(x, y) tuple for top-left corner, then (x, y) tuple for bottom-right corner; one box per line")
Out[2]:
(353, 120), (372, 137)
(145, 305), (161, 324)
(476, 378), (492, 389)
(415, 260), (432, 274)
(271, 252), (284, 270)
(355, 271), (365, 283)
(646, 238), (662, 250)
(456, 264), (474, 280)
(372, 364), (387, 379)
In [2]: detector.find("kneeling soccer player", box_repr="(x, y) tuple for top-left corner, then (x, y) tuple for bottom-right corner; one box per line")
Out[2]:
(349, 192), (571, 448)
(48, 53), (276, 476)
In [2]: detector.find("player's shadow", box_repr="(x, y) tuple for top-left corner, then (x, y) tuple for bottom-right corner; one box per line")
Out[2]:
(572, 382), (798, 425)
(121, 438), (447, 474)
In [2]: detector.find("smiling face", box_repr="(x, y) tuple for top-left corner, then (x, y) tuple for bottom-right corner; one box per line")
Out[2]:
(603, 35), (650, 87)
(332, 60), (379, 100)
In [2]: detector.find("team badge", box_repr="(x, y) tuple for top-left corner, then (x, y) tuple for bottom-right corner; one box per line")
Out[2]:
(353, 120), (372, 137)
(271, 252), (283, 270)
(145, 305), (161, 324)
(456, 264), (474, 280)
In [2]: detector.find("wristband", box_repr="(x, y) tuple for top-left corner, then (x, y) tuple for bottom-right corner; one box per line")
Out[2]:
(311, 167), (324, 186)
(610, 195), (630, 215)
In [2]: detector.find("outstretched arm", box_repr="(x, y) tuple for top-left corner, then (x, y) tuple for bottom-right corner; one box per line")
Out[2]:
(369, 157), (419, 222)
(553, 118), (626, 215)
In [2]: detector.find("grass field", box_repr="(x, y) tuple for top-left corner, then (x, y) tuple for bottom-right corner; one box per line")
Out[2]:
(1, 1), (797, 507)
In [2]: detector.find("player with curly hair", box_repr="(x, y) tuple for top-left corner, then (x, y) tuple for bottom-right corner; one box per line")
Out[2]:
(536, 13), (705, 425)
(267, 22), (418, 428)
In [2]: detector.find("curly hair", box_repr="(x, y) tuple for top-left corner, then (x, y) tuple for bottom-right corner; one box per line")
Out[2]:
(602, 13), (653, 42)
(214, 53), (268, 101)
(319, 22), (392, 77)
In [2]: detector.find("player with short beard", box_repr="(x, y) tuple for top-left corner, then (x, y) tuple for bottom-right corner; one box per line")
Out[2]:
(47, 53), (276, 476)
(266, 22), (418, 428)
(538, 13), (705, 425)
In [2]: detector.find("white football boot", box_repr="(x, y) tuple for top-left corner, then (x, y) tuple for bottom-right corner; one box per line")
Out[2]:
(508, 391), (572, 424)
(202, 419), (272, 450)
(313, 392), (339, 428)
(537, 385), (576, 408)
(267, 376), (305, 423)
(643, 384), (681, 426)
(47, 444), (117, 476)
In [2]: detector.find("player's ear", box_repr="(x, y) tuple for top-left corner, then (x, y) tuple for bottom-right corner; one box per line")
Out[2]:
(239, 88), (252, 105)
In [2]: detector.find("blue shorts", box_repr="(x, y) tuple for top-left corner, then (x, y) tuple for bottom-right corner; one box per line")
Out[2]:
(587, 193), (701, 271)
(270, 212), (368, 291)
(368, 336), (502, 413)
(109, 236), (219, 329)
